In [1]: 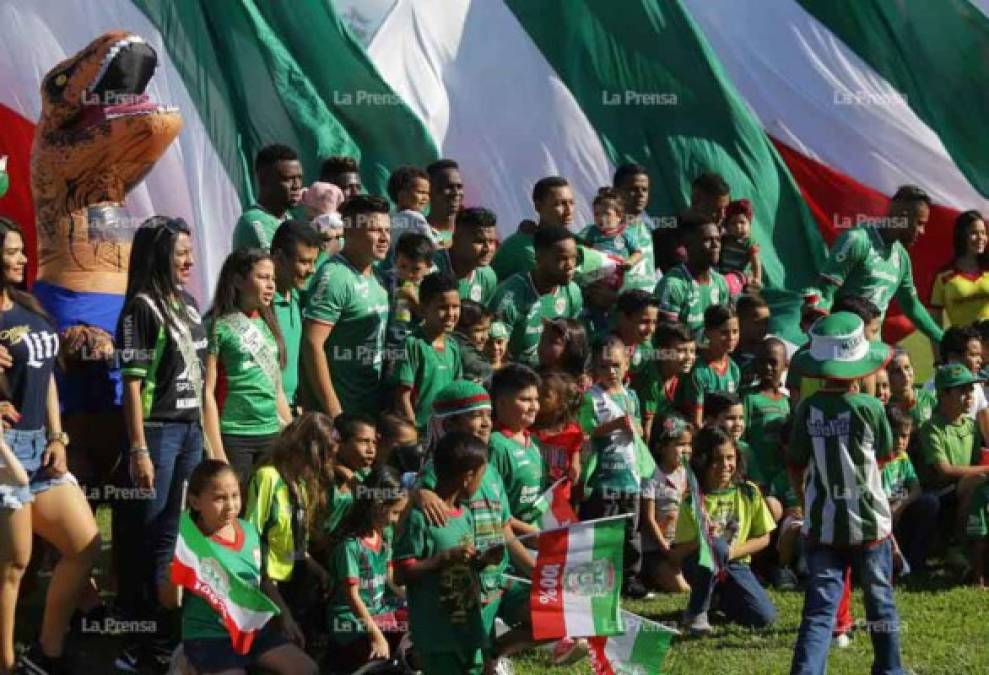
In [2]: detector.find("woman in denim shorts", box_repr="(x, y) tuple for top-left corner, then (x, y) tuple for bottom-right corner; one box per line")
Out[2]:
(0, 217), (101, 673)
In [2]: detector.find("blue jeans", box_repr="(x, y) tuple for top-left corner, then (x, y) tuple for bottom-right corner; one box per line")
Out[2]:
(791, 539), (903, 675)
(118, 420), (203, 630)
(683, 541), (777, 627)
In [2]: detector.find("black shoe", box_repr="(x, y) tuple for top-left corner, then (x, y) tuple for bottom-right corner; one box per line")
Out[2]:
(622, 576), (650, 599)
(15, 643), (69, 675)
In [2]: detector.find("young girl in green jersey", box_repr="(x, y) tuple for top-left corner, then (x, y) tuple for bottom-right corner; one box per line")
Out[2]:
(163, 460), (317, 675)
(326, 466), (409, 670)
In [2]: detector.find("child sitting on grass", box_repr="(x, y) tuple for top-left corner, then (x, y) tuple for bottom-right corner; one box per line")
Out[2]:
(641, 415), (692, 593)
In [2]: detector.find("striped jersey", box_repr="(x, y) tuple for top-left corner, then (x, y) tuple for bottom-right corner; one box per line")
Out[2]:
(787, 391), (895, 546)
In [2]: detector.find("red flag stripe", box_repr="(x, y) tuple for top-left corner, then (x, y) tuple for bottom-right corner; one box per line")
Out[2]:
(587, 636), (616, 675)
(529, 525), (569, 639)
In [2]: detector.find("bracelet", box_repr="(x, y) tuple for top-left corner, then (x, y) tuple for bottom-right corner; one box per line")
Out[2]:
(130, 447), (150, 457)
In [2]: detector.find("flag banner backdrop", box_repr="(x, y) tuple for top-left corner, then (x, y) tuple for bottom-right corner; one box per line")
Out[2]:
(2, 0), (988, 348)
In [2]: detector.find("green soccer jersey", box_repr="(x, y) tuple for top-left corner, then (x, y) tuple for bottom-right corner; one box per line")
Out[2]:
(395, 330), (464, 432)
(674, 482), (775, 564)
(788, 391), (895, 546)
(327, 533), (393, 644)
(394, 507), (488, 655)
(182, 519), (264, 640)
(273, 289), (302, 405)
(890, 387), (938, 431)
(419, 463), (512, 604)
(434, 251), (498, 305)
(881, 452), (918, 507)
(654, 263), (730, 336)
(208, 313), (281, 436)
(488, 431), (546, 524)
(627, 342), (659, 416)
(917, 412), (979, 489)
(743, 390), (791, 485)
(624, 219), (657, 291)
(491, 230), (535, 282)
(579, 224), (640, 259)
(578, 386), (644, 493)
(677, 355), (741, 417)
(819, 224), (915, 319)
(303, 254), (389, 418)
(488, 273), (583, 366)
(232, 204), (284, 251)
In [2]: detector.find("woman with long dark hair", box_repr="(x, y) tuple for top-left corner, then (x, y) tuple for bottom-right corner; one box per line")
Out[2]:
(931, 210), (989, 330)
(114, 216), (213, 669)
(0, 216), (101, 673)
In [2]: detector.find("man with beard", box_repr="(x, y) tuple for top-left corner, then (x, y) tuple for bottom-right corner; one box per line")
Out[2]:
(489, 226), (582, 366)
(435, 207), (500, 305)
(427, 158), (465, 248)
(301, 196), (391, 419)
(654, 172), (731, 274)
(491, 176), (575, 282)
(232, 144), (304, 250)
(819, 185), (944, 343)
(654, 217), (730, 337)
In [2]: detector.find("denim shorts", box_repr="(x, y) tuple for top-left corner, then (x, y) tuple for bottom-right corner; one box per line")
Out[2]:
(183, 622), (288, 672)
(0, 428), (78, 511)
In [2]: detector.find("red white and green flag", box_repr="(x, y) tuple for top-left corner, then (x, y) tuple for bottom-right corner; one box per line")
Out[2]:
(588, 610), (677, 675)
(533, 478), (579, 532)
(170, 512), (280, 654)
(530, 516), (625, 640)
(684, 456), (718, 574)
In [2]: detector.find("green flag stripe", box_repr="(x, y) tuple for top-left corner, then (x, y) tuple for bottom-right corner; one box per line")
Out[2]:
(629, 620), (673, 670)
(799, 0), (989, 198)
(505, 0), (827, 292)
(590, 519), (625, 635)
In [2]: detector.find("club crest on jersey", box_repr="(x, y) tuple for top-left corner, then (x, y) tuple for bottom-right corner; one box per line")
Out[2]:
(562, 559), (616, 598)
(554, 297), (567, 314)
(470, 285), (483, 302)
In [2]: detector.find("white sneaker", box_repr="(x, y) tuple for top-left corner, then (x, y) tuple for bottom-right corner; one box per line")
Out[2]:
(683, 611), (713, 635)
(552, 637), (589, 665)
(833, 633), (852, 649)
(492, 657), (515, 675)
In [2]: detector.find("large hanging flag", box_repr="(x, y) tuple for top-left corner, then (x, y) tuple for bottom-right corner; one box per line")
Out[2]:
(588, 610), (676, 675)
(533, 478), (579, 531)
(170, 513), (280, 654)
(530, 516), (625, 640)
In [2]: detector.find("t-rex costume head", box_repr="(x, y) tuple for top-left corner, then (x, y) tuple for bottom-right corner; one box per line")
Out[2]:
(30, 30), (181, 295)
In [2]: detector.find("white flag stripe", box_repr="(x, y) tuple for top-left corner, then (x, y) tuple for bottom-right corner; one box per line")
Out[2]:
(561, 521), (597, 636)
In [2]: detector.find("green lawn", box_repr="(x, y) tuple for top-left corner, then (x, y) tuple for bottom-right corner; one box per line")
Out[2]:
(16, 507), (989, 674)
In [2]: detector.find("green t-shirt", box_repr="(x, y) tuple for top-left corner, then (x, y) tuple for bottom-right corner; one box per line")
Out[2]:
(488, 273), (583, 366)
(654, 263), (730, 336)
(788, 392), (895, 546)
(881, 452), (918, 506)
(394, 507), (488, 655)
(674, 482), (775, 564)
(624, 220), (657, 291)
(273, 289), (302, 405)
(327, 533), (393, 644)
(917, 412), (979, 489)
(491, 230), (535, 282)
(303, 254), (389, 418)
(578, 386), (643, 493)
(488, 431), (546, 524)
(182, 519), (264, 640)
(324, 471), (369, 537)
(742, 390), (791, 484)
(208, 313), (281, 436)
(677, 356), (741, 418)
(245, 466), (306, 583)
(819, 224), (915, 319)
(627, 342), (660, 416)
(579, 224), (640, 259)
(232, 204), (284, 251)
(965, 483), (989, 539)
(890, 387), (938, 432)
(434, 251), (498, 305)
(394, 330), (464, 432)
(419, 463), (512, 604)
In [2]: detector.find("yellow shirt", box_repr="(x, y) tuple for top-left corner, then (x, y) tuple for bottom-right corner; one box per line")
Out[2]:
(930, 268), (989, 327)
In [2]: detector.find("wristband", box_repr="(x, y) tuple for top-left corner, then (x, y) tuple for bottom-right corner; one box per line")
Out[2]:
(130, 447), (150, 457)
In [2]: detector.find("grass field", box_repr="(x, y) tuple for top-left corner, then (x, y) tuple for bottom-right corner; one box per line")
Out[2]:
(16, 507), (989, 674)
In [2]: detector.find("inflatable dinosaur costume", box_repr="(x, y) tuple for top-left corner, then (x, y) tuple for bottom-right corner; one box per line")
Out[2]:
(29, 31), (181, 477)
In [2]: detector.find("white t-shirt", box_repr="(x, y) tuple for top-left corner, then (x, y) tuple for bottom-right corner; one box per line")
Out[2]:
(640, 465), (686, 552)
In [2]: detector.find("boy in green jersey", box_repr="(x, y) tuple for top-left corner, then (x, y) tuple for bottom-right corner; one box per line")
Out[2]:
(434, 207), (499, 305)
(640, 322), (696, 444)
(787, 312), (902, 674)
(395, 432), (502, 675)
(678, 304), (741, 428)
(611, 290), (660, 438)
(394, 273), (464, 434)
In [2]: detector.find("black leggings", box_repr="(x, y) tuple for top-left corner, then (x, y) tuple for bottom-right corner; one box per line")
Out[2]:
(222, 432), (280, 492)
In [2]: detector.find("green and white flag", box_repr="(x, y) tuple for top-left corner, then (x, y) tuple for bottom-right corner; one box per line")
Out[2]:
(588, 610), (677, 675)
(170, 512), (280, 654)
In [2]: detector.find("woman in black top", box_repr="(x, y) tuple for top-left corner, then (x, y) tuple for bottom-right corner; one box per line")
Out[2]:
(0, 217), (100, 673)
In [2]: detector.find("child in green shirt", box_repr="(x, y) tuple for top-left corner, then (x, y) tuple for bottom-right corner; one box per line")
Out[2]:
(325, 414), (377, 536)
(395, 432), (502, 675)
(579, 335), (653, 599)
(383, 232), (435, 373)
(641, 322), (696, 445)
(678, 304), (741, 428)
(579, 188), (643, 276)
(394, 272), (464, 434)
(326, 467), (409, 669)
(161, 460), (318, 675)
